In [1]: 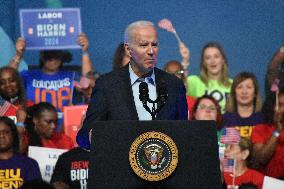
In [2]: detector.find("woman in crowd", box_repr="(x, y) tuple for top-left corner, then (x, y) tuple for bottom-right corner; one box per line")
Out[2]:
(223, 72), (264, 138)
(0, 66), (32, 151)
(191, 95), (223, 142)
(23, 102), (74, 152)
(191, 95), (222, 128)
(0, 66), (33, 113)
(224, 136), (264, 189)
(187, 42), (232, 112)
(251, 88), (284, 180)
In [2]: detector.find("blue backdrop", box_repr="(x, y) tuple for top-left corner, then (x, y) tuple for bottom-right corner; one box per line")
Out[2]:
(1, 0), (284, 97)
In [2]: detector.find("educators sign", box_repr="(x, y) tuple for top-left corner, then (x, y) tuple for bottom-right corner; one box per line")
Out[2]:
(20, 8), (82, 50)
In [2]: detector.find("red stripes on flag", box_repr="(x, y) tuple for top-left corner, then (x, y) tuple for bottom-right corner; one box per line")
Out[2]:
(0, 98), (12, 116)
(222, 158), (236, 173)
(220, 127), (240, 144)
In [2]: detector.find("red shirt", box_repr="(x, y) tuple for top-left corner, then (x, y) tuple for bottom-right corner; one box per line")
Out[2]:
(224, 168), (264, 189)
(41, 133), (74, 150)
(24, 132), (74, 151)
(251, 123), (284, 178)
(186, 96), (196, 120)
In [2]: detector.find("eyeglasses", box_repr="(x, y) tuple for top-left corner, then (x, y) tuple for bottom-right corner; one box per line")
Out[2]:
(167, 70), (184, 76)
(197, 104), (217, 111)
(175, 70), (184, 75)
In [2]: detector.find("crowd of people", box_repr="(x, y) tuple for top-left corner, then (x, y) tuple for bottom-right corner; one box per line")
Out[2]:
(1, 20), (284, 189)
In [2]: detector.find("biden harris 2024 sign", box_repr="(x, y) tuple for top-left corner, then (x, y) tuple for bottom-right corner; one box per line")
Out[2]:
(20, 8), (82, 50)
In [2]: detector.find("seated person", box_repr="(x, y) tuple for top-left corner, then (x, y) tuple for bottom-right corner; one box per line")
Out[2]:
(51, 147), (89, 189)
(23, 102), (74, 152)
(0, 116), (41, 188)
(224, 137), (264, 189)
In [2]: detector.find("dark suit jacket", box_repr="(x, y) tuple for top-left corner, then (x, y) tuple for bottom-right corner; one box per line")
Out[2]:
(76, 65), (188, 148)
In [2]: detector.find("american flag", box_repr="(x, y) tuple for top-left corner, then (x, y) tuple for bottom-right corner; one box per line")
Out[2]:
(158, 18), (176, 33)
(220, 128), (240, 144)
(0, 96), (12, 116)
(222, 158), (236, 173)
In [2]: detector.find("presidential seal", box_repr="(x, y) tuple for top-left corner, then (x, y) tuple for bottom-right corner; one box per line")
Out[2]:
(129, 131), (178, 181)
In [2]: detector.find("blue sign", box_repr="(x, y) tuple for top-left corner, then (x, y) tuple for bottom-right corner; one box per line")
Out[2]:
(20, 8), (82, 50)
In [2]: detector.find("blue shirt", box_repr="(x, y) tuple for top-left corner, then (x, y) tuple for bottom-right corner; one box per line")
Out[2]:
(129, 65), (157, 120)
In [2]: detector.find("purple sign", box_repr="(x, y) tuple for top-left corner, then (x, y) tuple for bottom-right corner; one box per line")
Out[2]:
(20, 8), (82, 50)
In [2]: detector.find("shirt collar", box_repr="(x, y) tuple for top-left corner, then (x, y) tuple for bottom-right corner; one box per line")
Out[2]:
(129, 64), (156, 86)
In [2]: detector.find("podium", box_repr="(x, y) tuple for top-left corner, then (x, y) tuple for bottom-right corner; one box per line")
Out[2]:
(89, 120), (221, 189)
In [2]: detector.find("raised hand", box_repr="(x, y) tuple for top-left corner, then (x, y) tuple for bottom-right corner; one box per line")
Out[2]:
(15, 37), (26, 57)
(77, 33), (89, 52)
(179, 42), (190, 63)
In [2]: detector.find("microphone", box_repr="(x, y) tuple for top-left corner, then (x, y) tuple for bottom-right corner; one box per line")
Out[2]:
(156, 83), (168, 112)
(158, 85), (168, 105)
(139, 81), (155, 119)
(138, 80), (168, 120)
(139, 82), (149, 103)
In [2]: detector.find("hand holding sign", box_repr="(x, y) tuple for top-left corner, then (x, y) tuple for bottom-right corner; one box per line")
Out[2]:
(77, 33), (89, 52)
(15, 37), (26, 56)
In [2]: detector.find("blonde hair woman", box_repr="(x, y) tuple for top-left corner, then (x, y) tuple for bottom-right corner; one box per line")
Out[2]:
(187, 42), (232, 112)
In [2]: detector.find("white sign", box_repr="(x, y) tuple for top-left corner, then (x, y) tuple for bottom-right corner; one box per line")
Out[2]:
(28, 146), (67, 182)
(263, 176), (284, 189)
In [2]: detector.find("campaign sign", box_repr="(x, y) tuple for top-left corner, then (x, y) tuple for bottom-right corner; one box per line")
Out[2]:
(63, 105), (88, 146)
(28, 146), (67, 182)
(20, 8), (82, 50)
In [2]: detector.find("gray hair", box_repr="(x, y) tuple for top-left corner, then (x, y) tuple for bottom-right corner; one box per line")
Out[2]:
(124, 20), (155, 44)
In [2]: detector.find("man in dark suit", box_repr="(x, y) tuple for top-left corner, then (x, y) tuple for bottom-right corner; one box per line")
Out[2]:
(77, 20), (188, 148)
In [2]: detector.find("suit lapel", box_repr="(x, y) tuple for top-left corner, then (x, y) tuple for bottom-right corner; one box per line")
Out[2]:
(154, 68), (165, 120)
(117, 65), (139, 120)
